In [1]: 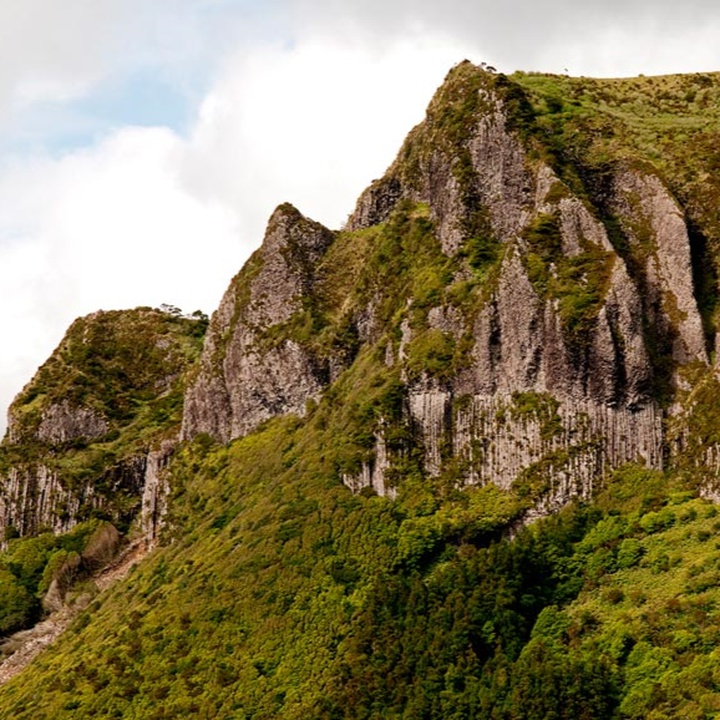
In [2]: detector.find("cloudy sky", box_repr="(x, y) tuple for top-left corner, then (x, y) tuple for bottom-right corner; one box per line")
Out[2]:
(1, 0), (719, 431)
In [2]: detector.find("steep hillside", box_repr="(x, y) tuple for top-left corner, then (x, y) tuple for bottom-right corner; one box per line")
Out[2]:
(2, 62), (720, 717)
(2, 419), (720, 718)
(0, 306), (206, 539)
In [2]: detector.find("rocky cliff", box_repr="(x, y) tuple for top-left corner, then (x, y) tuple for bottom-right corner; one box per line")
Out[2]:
(181, 62), (714, 512)
(4, 62), (720, 538)
(0, 308), (205, 540)
(181, 204), (334, 443)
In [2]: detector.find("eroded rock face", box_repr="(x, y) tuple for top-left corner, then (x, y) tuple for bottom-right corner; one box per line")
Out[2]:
(466, 90), (534, 247)
(0, 444), (175, 542)
(182, 203), (335, 443)
(609, 167), (707, 367)
(453, 247), (653, 408)
(34, 402), (109, 445)
(0, 457), (142, 537)
(347, 73), (536, 257)
(347, 236), (662, 505)
(140, 441), (175, 545)
(339, 68), (708, 505)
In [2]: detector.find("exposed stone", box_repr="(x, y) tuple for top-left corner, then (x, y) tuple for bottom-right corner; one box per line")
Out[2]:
(346, 176), (403, 231)
(0, 465), (77, 537)
(342, 432), (396, 499)
(467, 95), (534, 246)
(140, 441), (175, 545)
(34, 402), (108, 445)
(557, 196), (614, 256)
(610, 167), (707, 367)
(0, 445), (174, 543)
(182, 203), (335, 444)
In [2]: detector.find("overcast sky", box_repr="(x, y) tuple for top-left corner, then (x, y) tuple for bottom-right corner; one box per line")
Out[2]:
(1, 0), (719, 432)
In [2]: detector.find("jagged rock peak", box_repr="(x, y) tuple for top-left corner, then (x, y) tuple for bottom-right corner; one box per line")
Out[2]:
(180, 63), (713, 514)
(249, 202), (335, 327)
(346, 61), (535, 255)
(181, 204), (335, 444)
(265, 201), (333, 252)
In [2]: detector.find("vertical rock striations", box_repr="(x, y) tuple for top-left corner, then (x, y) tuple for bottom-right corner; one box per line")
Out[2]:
(0, 308), (205, 540)
(182, 203), (335, 443)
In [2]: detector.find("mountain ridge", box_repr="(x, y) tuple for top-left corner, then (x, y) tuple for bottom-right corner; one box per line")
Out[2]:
(177, 61), (713, 511)
(1, 62), (720, 717)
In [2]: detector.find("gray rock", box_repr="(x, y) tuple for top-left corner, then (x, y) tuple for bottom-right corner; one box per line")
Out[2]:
(610, 166), (707, 368)
(182, 203), (335, 443)
(34, 402), (108, 445)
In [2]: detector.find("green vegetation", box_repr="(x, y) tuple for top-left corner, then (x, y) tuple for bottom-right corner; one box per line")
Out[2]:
(2, 405), (719, 718)
(0, 520), (116, 637)
(0, 307), (206, 533)
(9, 308), (205, 438)
(405, 328), (456, 381)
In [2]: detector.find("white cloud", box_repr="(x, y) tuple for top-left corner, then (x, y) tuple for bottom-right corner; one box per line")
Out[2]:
(549, 22), (720, 78)
(287, 0), (720, 76)
(0, 1), (142, 116)
(181, 33), (478, 233)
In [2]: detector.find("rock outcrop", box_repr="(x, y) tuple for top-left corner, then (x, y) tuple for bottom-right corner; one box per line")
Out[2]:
(0, 444), (174, 541)
(182, 203), (335, 443)
(16, 402), (108, 446)
(0, 308), (204, 540)
(608, 166), (708, 368)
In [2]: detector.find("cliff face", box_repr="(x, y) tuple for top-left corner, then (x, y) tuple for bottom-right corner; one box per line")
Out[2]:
(0, 308), (204, 539)
(0, 444), (175, 541)
(181, 203), (335, 443)
(181, 62), (712, 512)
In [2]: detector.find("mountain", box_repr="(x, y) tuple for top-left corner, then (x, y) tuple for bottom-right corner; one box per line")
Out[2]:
(1, 61), (720, 717)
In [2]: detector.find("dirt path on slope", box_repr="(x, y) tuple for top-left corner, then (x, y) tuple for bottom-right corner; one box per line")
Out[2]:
(0, 539), (150, 686)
